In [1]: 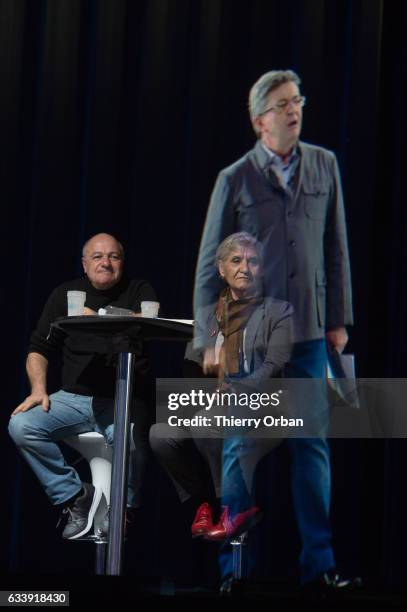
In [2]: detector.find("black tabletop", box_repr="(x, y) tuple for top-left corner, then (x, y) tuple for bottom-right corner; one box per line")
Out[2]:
(53, 315), (193, 342)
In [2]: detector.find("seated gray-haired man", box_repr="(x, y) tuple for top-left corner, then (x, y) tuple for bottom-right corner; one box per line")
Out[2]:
(9, 233), (157, 539)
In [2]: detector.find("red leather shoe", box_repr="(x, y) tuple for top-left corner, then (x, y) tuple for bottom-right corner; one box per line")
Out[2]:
(205, 506), (262, 542)
(191, 502), (214, 538)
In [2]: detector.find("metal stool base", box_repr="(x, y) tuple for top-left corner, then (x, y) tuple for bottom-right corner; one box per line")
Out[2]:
(230, 532), (248, 580)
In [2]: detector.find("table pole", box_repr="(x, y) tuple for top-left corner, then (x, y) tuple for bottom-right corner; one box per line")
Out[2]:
(106, 351), (134, 575)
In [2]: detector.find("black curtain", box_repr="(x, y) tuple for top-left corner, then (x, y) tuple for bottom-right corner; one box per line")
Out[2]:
(1, 0), (406, 586)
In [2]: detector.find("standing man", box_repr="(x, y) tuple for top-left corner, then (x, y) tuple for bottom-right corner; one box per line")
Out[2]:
(194, 70), (354, 591)
(9, 233), (157, 540)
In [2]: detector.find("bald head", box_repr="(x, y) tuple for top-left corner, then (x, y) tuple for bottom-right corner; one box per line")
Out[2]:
(82, 233), (124, 290)
(82, 233), (124, 258)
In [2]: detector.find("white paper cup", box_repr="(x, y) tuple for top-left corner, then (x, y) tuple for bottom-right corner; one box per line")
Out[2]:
(141, 300), (160, 318)
(67, 291), (86, 316)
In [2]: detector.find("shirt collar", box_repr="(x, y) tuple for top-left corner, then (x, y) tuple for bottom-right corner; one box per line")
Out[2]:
(261, 142), (299, 167)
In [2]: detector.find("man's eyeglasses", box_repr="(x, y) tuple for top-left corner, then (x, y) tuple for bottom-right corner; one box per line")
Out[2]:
(260, 95), (306, 115)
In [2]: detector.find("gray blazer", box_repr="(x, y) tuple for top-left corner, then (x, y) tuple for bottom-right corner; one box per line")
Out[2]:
(194, 140), (353, 346)
(186, 298), (293, 381)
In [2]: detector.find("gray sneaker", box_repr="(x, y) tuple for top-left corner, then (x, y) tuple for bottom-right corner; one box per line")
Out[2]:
(62, 483), (102, 540)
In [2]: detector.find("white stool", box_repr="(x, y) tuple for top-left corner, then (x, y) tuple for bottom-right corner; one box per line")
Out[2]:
(64, 432), (112, 542)
(64, 428), (135, 574)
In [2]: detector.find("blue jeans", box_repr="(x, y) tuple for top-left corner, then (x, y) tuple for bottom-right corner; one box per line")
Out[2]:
(8, 390), (136, 506)
(219, 339), (334, 584)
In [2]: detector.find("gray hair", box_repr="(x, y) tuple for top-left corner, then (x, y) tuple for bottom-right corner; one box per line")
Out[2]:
(248, 69), (301, 133)
(215, 232), (263, 265)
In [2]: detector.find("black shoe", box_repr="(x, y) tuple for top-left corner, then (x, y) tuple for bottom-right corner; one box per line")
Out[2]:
(219, 575), (244, 597)
(97, 507), (109, 538)
(98, 506), (137, 537)
(304, 568), (362, 597)
(61, 483), (102, 540)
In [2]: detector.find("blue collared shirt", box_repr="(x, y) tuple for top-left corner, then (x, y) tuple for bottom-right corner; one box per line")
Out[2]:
(261, 143), (299, 190)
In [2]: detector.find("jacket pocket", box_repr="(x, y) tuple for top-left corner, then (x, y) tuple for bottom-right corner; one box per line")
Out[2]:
(303, 187), (328, 220)
(316, 269), (326, 327)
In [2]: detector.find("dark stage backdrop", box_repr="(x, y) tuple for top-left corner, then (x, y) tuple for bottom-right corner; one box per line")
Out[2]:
(1, 0), (406, 588)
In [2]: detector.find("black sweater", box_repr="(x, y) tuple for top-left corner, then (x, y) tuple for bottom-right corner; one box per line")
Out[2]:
(29, 275), (157, 397)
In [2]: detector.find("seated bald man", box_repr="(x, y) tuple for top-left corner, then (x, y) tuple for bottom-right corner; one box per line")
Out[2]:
(9, 233), (157, 539)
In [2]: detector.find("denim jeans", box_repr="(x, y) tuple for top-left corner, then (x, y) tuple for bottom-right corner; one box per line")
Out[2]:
(8, 390), (136, 506)
(219, 339), (334, 584)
